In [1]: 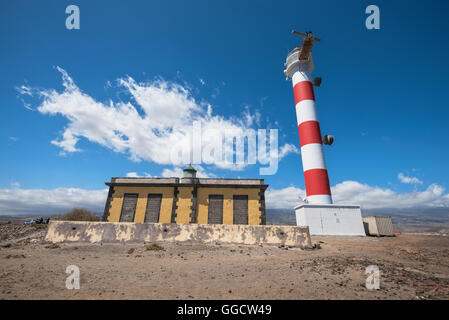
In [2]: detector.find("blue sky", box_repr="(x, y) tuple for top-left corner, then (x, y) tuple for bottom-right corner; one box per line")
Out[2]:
(1, 0), (449, 215)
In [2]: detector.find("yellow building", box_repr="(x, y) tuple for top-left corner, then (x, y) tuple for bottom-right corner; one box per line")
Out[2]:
(102, 166), (268, 225)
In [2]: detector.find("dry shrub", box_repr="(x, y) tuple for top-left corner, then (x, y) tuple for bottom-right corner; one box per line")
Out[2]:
(52, 208), (100, 222)
(31, 224), (47, 229)
(45, 243), (60, 249)
(145, 243), (164, 251)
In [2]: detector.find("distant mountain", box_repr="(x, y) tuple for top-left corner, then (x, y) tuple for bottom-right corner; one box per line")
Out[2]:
(266, 209), (296, 225)
(2, 207), (448, 233)
(363, 208), (449, 233)
(266, 207), (449, 233)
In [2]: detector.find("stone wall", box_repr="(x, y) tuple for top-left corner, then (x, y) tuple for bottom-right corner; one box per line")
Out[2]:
(45, 221), (312, 248)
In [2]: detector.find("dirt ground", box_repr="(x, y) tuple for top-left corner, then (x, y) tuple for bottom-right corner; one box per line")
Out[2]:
(1, 224), (448, 300)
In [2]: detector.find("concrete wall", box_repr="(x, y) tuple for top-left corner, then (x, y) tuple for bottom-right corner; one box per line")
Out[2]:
(45, 221), (312, 248)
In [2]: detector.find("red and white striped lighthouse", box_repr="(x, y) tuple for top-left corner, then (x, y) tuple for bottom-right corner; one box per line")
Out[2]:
(284, 37), (332, 205)
(288, 31), (366, 236)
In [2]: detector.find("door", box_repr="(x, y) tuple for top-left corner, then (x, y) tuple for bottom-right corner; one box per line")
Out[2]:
(119, 193), (138, 222)
(208, 195), (223, 224)
(233, 195), (248, 225)
(145, 194), (162, 223)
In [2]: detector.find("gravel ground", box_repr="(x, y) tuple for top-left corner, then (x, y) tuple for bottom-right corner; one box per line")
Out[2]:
(0, 224), (448, 300)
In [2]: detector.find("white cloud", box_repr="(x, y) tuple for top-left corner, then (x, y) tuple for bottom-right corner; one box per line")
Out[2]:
(278, 143), (300, 160)
(18, 67), (293, 172)
(126, 172), (139, 177)
(161, 167), (184, 178)
(265, 186), (305, 209)
(241, 105), (262, 128)
(242, 105), (254, 127)
(105, 80), (112, 89)
(332, 181), (447, 209)
(199, 78), (205, 86)
(16, 85), (32, 96)
(125, 172), (152, 177)
(266, 180), (449, 211)
(15, 85), (34, 110)
(398, 172), (423, 185)
(161, 165), (213, 178)
(0, 187), (108, 216)
(211, 87), (220, 99)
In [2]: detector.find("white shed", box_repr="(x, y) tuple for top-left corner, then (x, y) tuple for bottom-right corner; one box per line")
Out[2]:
(295, 204), (366, 236)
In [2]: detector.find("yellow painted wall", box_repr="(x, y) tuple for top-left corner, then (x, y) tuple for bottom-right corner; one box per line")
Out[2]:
(107, 185), (262, 225)
(175, 186), (193, 224)
(197, 187), (261, 225)
(108, 186), (174, 223)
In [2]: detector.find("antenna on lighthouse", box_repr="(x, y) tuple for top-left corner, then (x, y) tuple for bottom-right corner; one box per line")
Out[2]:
(284, 30), (321, 79)
(291, 30), (320, 60)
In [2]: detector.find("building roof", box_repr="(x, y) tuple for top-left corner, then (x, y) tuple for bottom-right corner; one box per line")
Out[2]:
(105, 177), (268, 190)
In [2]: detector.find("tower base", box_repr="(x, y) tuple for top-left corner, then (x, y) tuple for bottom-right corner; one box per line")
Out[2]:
(295, 204), (366, 236)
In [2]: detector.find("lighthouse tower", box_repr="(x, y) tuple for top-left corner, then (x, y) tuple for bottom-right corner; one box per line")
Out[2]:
(284, 31), (365, 236)
(285, 46), (332, 204)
